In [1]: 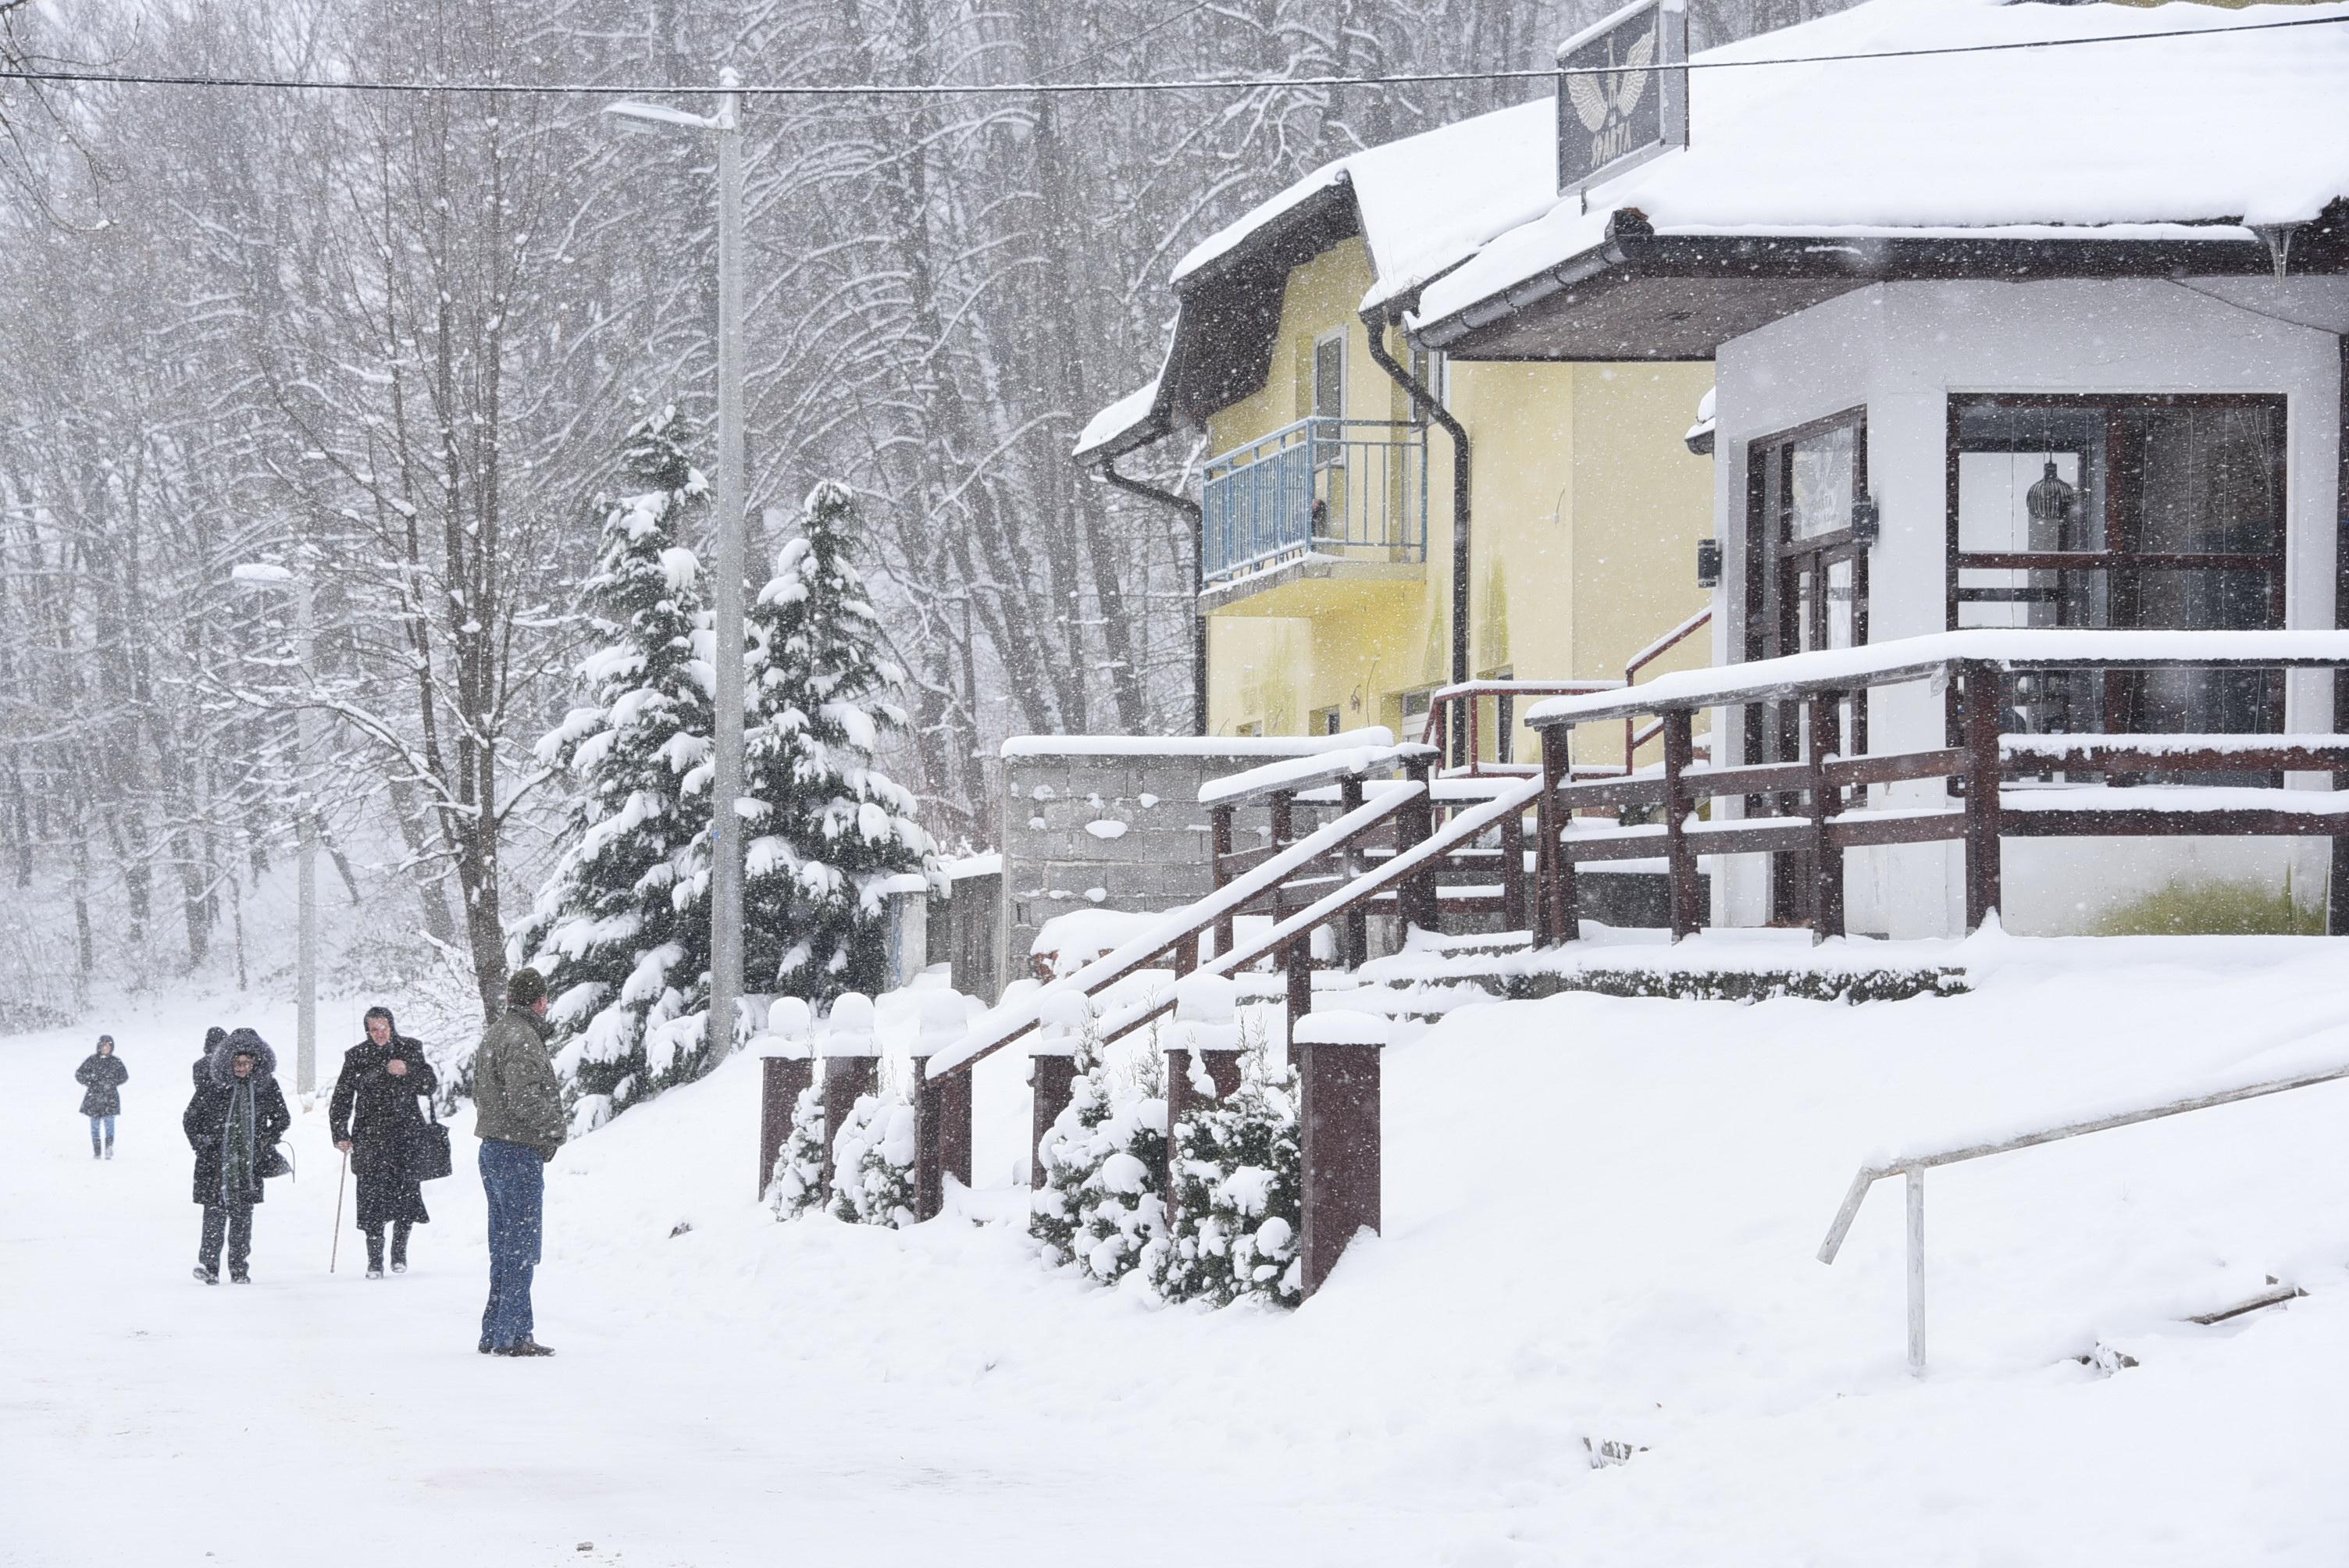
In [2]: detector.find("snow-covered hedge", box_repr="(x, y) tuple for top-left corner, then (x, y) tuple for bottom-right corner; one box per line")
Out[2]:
(1032, 1018), (1168, 1287)
(829, 1084), (917, 1228)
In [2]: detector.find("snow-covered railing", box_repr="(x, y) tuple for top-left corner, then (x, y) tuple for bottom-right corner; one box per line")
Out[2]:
(1524, 630), (2349, 946)
(924, 779), (1425, 1081)
(1197, 741), (1437, 808)
(1816, 1060), (2349, 1377)
(1420, 677), (1620, 779)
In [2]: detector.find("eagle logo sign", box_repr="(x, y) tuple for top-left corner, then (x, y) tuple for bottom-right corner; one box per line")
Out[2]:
(1566, 25), (1656, 169)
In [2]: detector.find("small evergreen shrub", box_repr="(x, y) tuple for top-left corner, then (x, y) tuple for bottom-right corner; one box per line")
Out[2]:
(1032, 1039), (1167, 1286)
(770, 1082), (827, 1219)
(829, 1074), (917, 1228)
(1157, 1037), (1303, 1308)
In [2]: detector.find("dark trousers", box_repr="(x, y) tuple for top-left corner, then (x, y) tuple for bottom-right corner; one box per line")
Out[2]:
(198, 1202), (253, 1274)
(363, 1221), (413, 1270)
(479, 1139), (544, 1349)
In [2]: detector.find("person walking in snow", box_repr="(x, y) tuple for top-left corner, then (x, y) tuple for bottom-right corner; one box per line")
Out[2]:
(472, 967), (566, 1356)
(193, 1025), (225, 1088)
(330, 1006), (440, 1279)
(74, 1036), (128, 1160)
(183, 1028), (291, 1285)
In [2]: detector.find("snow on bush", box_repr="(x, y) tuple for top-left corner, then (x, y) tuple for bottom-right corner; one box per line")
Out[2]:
(1031, 1009), (1167, 1287)
(1157, 1028), (1303, 1309)
(829, 1080), (916, 1229)
(765, 999), (826, 1220)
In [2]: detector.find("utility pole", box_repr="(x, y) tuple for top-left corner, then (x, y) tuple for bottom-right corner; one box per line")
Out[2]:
(607, 69), (748, 1065)
(230, 558), (321, 1098)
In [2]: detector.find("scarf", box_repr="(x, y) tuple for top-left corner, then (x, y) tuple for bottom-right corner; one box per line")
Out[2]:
(220, 1078), (258, 1203)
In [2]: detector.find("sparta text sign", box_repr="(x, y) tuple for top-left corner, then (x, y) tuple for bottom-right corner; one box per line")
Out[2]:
(1556, 0), (1688, 200)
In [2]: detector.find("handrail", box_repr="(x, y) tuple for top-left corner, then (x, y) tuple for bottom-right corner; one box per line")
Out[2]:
(925, 779), (1424, 1079)
(1092, 775), (1545, 1048)
(1199, 742), (1437, 809)
(1817, 1059), (2349, 1376)
(1420, 679), (1619, 777)
(1622, 605), (1713, 769)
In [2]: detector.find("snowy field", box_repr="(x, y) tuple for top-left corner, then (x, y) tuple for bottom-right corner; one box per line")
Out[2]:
(8, 933), (2349, 1566)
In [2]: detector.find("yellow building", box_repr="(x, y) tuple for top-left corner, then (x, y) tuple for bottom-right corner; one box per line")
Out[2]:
(1075, 98), (1717, 768)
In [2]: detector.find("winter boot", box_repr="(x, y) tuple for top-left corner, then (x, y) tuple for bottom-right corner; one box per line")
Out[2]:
(104, 1138), (114, 1160)
(390, 1222), (410, 1274)
(229, 1267), (251, 1285)
(192, 1265), (219, 1285)
(365, 1229), (387, 1280)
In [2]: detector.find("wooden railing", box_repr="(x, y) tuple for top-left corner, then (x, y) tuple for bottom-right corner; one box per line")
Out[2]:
(1524, 630), (2349, 944)
(1420, 679), (1618, 776)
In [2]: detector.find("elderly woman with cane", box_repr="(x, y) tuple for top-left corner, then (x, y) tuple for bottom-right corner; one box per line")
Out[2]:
(329, 1006), (442, 1279)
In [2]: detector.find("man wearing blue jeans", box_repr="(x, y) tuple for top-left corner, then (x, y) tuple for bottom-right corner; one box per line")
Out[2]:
(471, 968), (566, 1357)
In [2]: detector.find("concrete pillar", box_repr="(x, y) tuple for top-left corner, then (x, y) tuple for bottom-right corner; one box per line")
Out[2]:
(1294, 1011), (1388, 1299)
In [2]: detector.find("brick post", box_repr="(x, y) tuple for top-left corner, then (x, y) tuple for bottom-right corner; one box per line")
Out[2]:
(758, 1053), (812, 1199)
(1028, 990), (1092, 1189)
(1294, 1011), (1386, 1299)
(911, 1060), (973, 1222)
(1163, 973), (1243, 1213)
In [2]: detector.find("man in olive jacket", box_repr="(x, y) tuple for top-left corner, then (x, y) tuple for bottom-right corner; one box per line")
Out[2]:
(474, 967), (566, 1356)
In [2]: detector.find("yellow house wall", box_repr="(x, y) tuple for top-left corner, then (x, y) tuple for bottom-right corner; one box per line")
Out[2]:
(1201, 237), (1715, 768)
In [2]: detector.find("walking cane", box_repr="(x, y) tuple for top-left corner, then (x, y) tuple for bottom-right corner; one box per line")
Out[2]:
(330, 1148), (349, 1273)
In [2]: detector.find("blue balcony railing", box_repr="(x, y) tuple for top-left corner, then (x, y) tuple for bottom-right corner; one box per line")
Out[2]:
(1199, 417), (1428, 589)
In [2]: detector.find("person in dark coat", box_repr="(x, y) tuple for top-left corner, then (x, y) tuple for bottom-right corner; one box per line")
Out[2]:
(74, 1036), (129, 1160)
(329, 1006), (439, 1279)
(182, 1028), (291, 1285)
(193, 1025), (226, 1089)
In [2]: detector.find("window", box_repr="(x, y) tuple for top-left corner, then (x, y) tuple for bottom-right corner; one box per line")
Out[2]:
(1948, 394), (2286, 739)
(1312, 330), (1346, 422)
(1309, 705), (1342, 736)
(1409, 343), (1449, 412)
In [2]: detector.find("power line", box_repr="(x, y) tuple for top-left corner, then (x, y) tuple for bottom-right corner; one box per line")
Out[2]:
(2, 12), (2343, 99)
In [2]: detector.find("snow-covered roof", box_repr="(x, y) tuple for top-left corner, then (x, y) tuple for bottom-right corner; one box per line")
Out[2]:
(1413, 0), (2349, 336)
(1071, 372), (1166, 462)
(1173, 97), (1558, 294)
(1075, 99), (1559, 462)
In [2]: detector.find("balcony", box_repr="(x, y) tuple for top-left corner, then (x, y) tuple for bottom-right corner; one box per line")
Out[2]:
(1199, 418), (1427, 613)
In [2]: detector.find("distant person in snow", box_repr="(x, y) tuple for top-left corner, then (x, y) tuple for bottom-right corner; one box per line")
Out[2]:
(74, 1036), (128, 1160)
(330, 1007), (440, 1279)
(472, 967), (566, 1356)
(193, 1025), (226, 1089)
(183, 1029), (291, 1285)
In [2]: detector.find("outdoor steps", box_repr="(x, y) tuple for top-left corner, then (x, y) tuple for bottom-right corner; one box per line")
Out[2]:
(2077, 1276), (2308, 1377)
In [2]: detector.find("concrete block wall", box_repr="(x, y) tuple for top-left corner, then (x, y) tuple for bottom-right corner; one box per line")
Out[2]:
(993, 736), (1367, 995)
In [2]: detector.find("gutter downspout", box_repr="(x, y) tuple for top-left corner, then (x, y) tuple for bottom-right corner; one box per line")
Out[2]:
(1363, 302), (1472, 762)
(1100, 458), (1208, 737)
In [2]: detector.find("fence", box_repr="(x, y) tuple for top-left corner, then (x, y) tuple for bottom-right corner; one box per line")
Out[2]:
(1200, 417), (1427, 585)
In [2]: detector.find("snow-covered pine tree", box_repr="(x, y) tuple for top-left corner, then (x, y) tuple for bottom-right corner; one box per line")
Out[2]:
(1157, 1029), (1303, 1308)
(732, 481), (932, 1017)
(514, 404), (714, 1131)
(1032, 1034), (1167, 1288)
(765, 998), (826, 1219)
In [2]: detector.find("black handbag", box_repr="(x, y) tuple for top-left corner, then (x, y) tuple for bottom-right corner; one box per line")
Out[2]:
(408, 1096), (454, 1183)
(258, 1143), (292, 1180)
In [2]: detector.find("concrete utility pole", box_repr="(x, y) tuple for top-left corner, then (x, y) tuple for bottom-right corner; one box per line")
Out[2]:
(607, 69), (749, 1065)
(231, 559), (320, 1098)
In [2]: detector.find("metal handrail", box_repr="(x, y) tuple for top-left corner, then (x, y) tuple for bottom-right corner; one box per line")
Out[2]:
(1817, 1060), (2349, 1376)
(1622, 604), (1713, 768)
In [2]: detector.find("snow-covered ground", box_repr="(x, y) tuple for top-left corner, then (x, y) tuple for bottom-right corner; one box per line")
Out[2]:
(9, 933), (2349, 1565)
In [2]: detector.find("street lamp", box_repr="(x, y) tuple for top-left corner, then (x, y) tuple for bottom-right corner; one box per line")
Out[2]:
(605, 71), (748, 1065)
(230, 559), (321, 1099)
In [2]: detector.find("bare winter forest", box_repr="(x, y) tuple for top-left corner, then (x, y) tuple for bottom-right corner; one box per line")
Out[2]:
(0, 0), (1843, 1017)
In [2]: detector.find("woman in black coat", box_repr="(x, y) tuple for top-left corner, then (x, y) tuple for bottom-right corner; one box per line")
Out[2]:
(329, 1006), (439, 1278)
(75, 1035), (129, 1160)
(183, 1028), (291, 1285)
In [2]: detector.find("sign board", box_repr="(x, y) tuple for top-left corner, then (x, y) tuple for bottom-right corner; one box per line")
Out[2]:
(1556, 0), (1688, 201)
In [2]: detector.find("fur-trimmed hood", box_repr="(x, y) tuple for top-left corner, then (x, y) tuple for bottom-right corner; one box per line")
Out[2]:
(205, 1028), (279, 1087)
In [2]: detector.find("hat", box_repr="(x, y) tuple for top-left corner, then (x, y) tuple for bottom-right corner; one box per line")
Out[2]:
(506, 967), (548, 1007)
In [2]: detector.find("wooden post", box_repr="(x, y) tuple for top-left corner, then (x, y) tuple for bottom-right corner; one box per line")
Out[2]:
(912, 1060), (973, 1222)
(1398, 755), (1438, 934)
(1962, 662), (2003, 932)
(758, 1054), (812, 1199)
(1662, 708), (1699, 941)
(1210, 804), (1235, 962)
(1295, 1014), (1385, 1299)
(1028, 1053), (1078, 1191)
(1499, 796), (1526, 932)
(1267, 789), (1295, 928)
(1163, 1042), (1244, 1206)
(1806, 691), (1846, 943)
(1284, 938), (1312, 1039)
(818, 1055), (875, 1204)
(1337, 774), (1369, 967)
(1537, 725), (1581, 945)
